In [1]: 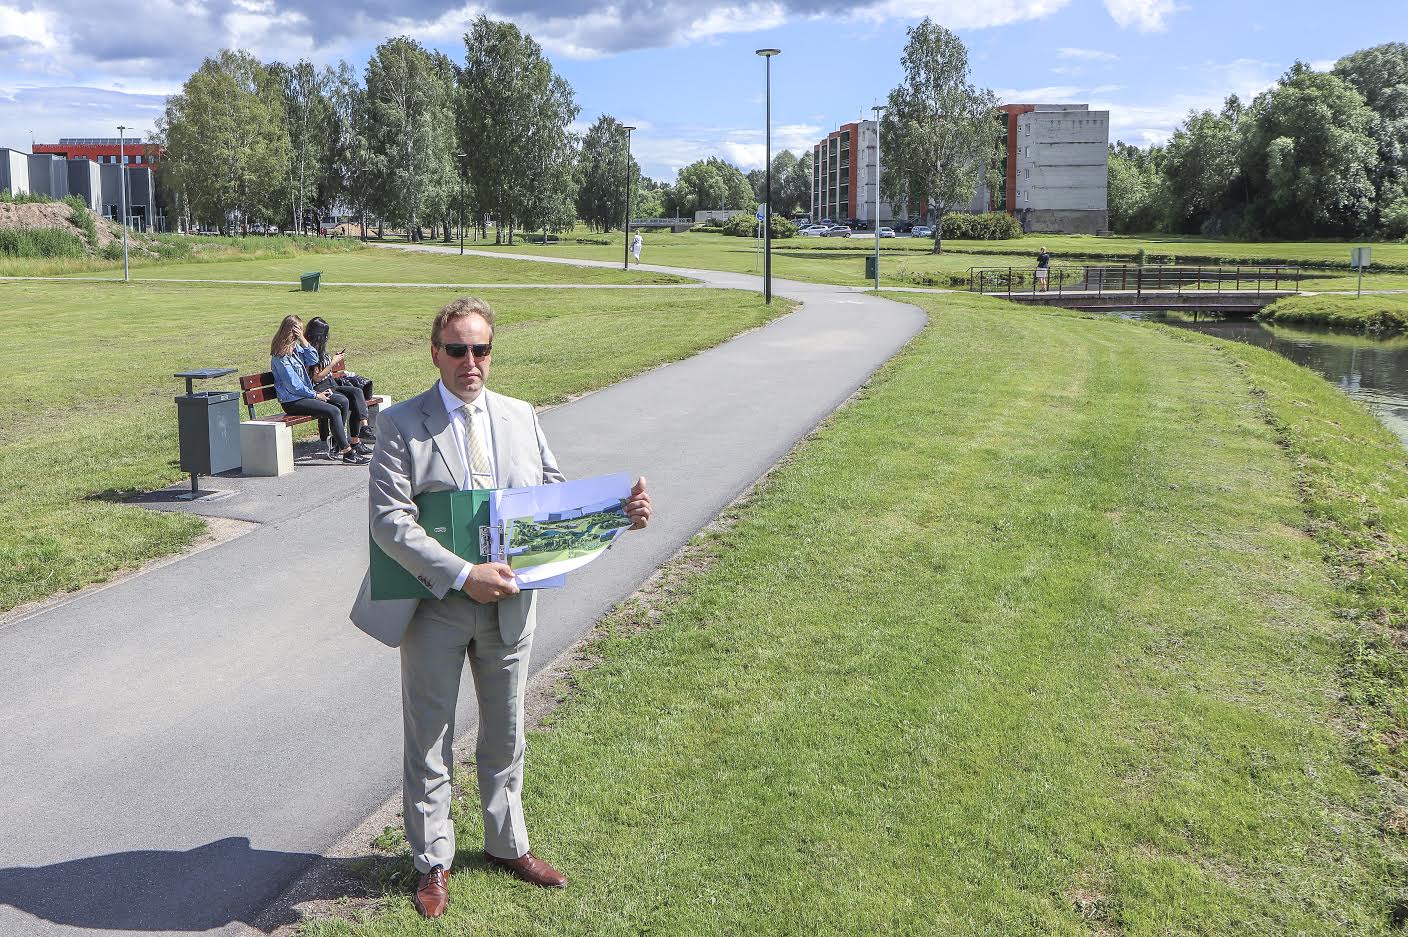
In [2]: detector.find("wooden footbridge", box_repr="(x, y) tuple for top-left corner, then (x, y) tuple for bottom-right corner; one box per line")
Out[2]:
(971, 264), (1302, 314)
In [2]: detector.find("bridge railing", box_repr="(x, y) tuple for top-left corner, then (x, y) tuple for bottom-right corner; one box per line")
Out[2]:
(969, 264), (1303, 297)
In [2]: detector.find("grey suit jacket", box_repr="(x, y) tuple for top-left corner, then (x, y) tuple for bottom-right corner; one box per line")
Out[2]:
(349, 383), (565, 648)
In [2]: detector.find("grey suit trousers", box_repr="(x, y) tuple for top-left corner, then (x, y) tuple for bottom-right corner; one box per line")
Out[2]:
(401, 591), (532, 872)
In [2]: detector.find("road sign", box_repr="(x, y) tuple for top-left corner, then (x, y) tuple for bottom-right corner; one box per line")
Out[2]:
(756, 204), (766, 222)
(1352, 247), (1372, 298)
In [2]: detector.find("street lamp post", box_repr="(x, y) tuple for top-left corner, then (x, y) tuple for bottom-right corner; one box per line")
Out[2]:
(872, 104), (884, 291)
(455, 152), (467, 255)
(755, 49), (780, 304)
(116, 125), (130, 283)
(622, 125), (636, 270)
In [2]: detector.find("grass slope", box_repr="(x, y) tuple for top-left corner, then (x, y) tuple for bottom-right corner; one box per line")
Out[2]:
(302, 294), (1405, 935)
(0, 233), (367, 277)
(0, 276), (781, 614)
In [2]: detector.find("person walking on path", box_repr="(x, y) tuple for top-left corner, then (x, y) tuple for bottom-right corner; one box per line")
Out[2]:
(1035, 246), (1051, 293)
(631, 231), (643, 264)
(269, 315), (370, 465)
(349, 296), (653, 920)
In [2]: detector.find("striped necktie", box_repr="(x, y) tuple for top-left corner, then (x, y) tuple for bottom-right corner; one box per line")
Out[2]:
(460, 404), (492, 489)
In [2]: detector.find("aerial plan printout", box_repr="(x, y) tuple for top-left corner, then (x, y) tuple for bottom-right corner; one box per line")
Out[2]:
(488, 472), (635, 586)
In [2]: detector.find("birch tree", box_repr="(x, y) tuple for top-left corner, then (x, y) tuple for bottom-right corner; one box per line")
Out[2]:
(880, 19), (997, 253)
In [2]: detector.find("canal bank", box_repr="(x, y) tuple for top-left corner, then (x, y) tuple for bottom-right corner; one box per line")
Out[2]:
(1136, 314), (1408, 447)
(1261, 293), (1408, 333)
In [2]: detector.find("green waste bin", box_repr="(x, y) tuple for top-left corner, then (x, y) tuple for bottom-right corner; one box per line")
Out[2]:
(300, 271), (321, 292)
(864, 255), (878, 280)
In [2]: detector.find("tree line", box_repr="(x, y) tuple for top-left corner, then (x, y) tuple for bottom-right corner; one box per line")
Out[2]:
(1109, 43), (1408, 240)
(153, 16), (820, 242)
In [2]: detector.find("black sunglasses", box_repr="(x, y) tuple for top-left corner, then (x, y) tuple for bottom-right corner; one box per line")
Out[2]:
(436, 341), (492, 359)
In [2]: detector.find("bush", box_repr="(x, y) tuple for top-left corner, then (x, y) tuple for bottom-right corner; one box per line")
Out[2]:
(0, 226), (88, 258)
(721, 213), (797, 239)
(940, 211), (1023, 241)
(0, 189), (56, 205)
(64, 196), (99, 252)
(1382, 196), (1408, 241)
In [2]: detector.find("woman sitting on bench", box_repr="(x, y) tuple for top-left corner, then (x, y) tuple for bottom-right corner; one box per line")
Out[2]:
(269, 314), (370, 465)
(303, 316), (376, 452)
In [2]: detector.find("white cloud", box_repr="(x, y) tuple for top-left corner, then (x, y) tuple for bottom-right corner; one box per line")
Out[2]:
(993, 84), (1083, 103)
(0, 3), (58, 49)
(1103, 0), (1179, 32)
(1058, 46), (1117, 61)
(854, 0), (1070, 29)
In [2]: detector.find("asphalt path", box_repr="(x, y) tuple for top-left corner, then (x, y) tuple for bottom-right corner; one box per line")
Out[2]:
(0, 247), (926, 936)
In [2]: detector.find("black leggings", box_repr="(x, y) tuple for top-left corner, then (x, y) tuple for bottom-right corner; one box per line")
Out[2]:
(281, 395), (353, 451)
(326, 385), (369, 439)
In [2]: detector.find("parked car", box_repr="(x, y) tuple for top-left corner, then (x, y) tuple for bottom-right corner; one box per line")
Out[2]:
(799, 224), (829, 237)
(845, 218), (869, 231)
(823, 224), (853, 237)
(892, 220), (914, 233)
(877, 227), (896, 238)
(912, 225), (934, 238)
(820, 218), (834, 226)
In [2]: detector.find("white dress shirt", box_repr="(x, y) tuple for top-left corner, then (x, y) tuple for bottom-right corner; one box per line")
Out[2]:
(437, 380), (498, 590)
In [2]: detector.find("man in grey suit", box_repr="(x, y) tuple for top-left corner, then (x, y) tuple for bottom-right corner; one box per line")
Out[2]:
(350, 297), (652, 919)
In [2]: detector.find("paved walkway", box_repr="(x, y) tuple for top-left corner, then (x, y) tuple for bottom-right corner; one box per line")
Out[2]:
(0, 248), (927, 936)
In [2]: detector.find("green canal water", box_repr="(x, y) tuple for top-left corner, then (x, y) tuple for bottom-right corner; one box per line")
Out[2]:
(1132, 314), (1408, 447)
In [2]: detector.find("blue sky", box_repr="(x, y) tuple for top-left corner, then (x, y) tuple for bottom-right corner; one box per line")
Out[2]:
(1, 0), (1404, 182)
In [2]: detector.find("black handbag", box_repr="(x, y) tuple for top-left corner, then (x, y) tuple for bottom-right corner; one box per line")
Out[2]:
(335, 373), (374, 400)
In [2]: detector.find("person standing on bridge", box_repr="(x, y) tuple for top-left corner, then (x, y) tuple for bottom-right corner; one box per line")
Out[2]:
(1035, 246), (1051, 292)
(631, 231), (643, 264)
(350, 297), (653, 919)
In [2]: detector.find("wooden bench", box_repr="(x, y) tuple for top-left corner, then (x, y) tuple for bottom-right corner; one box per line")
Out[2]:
(237, 366), (392, 476)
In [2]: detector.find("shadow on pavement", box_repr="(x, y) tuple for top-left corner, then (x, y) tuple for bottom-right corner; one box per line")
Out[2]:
(0, 837), (379, 933)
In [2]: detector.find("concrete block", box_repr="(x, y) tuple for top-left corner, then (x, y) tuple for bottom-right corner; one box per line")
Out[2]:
(240, 420), (294, 476)
(369, 395), (394, 420)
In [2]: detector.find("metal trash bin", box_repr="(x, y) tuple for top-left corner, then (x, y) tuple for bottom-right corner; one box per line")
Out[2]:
(865, 255), (878, 280)
(301, 271), (321, 292)
(174, 368), (240, 495)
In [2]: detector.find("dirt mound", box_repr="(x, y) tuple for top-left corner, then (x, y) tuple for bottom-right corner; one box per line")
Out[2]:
(0, 200), (128, 250)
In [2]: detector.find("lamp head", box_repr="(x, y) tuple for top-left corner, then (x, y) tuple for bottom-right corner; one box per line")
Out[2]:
(623, 125), (636, 132)
(755, 48), (781, 57)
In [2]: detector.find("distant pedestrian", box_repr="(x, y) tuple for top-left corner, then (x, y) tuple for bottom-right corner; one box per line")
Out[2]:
(631, 232), (643, 264)
(1035, 246), (1051, 292)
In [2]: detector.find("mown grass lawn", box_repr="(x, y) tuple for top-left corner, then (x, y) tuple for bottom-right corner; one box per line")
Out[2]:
(303, 292), (1406, 936)
(461, 227), (1408, 291)
(0, 274), (781, 614)
(70, 245), (688, 286)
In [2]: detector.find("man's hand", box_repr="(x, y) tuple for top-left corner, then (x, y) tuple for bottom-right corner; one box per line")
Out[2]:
(625, 476), (652, 530)
(317, 390), (333, 401)
(463, 562), (520, 603)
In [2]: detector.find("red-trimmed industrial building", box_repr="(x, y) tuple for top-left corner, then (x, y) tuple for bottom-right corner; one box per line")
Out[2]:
(33, 138), (163, 169)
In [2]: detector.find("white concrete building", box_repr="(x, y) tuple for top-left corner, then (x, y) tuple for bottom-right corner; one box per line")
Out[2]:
(1007, 104), (1109, 235)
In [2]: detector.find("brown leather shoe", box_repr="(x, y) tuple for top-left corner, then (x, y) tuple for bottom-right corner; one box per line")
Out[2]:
(413, 866), (449, 918)
(485, 850), (567, 888)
